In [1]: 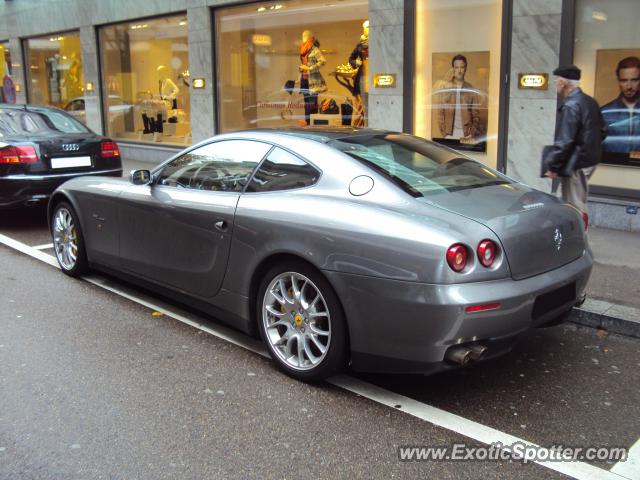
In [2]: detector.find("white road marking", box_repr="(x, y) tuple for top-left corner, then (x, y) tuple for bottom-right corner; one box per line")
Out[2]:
(0, 234), (634, 480)
(0, 234), (59, 268)
(612, 438), (640, 479)
(32, 243), (54, 250)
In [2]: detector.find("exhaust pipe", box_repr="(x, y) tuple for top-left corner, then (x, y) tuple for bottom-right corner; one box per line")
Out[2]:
(468, 344), (488, 361)
(445, 346), (472, 365)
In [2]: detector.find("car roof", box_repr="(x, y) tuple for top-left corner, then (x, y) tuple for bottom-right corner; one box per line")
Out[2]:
(245, 127), (398, 144)
(0, 104), (66, 114)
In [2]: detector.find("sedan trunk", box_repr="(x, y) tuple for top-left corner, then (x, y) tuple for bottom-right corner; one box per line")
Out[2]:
(420, 183), (587, 280)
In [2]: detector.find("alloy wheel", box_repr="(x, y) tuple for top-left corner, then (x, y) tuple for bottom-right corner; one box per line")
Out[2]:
(53, 207), (79, 271)
(262, 272), (332, 371)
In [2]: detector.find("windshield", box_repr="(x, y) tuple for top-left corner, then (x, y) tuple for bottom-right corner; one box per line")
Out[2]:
(329, 134), (510, 197)
(0, 108), (90, 137)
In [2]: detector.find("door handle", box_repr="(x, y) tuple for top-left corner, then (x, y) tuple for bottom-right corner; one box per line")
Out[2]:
(214, 220), (228, 232)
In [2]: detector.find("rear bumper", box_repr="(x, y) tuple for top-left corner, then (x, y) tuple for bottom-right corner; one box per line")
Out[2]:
(0, 168), (122, 208)
(323, 250), (593, 374)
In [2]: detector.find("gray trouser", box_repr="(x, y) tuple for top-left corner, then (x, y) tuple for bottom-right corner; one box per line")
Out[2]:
(558, 166), (595, 213)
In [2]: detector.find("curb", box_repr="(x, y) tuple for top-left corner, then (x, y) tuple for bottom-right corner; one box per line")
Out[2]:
(569, 298), (640, 339)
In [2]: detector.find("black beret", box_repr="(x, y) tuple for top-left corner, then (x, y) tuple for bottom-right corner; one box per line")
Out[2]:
(553, 65), (581, 80)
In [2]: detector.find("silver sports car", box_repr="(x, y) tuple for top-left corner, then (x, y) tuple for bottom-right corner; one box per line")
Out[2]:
(48, 128), (592, 381)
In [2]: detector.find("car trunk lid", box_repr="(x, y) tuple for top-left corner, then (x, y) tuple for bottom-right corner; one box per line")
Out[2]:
(419, 183), (586, 280)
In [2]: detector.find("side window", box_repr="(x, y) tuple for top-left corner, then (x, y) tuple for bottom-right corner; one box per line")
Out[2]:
(246, 147), (320, 192)
(156, 140), (271, 192)
(69, 100), (85, 111)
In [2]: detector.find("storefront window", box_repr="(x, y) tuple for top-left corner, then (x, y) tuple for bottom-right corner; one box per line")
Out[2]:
(574, 0), (640, 192)
(215, 0), (369, 132)
(414, 0), (503, 168)
(0, 41), (14, 103)
(99, 15), (191, 145)
(24, 32), (83, 109)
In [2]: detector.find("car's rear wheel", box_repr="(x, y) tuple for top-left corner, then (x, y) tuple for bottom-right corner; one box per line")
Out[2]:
(258, 262), (347, 382)
(51, 202), (88, 277)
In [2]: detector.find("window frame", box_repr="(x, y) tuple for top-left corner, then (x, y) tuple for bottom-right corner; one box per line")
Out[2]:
(153, 138), (274, 192)
(243, 146), (322, 194)
(151, 138), (323, 195)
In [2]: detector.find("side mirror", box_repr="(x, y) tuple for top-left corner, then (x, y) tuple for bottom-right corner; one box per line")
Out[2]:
(130, 169), (151, 185)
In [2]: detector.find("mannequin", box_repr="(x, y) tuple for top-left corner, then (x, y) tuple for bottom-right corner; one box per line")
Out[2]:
(298, 30), (327, 125)
(349, 20), (369, 123)
(157, 65), (179, 106)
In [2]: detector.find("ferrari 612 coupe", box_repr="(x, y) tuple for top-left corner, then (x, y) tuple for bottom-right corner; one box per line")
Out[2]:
(48, 128), (592, 381)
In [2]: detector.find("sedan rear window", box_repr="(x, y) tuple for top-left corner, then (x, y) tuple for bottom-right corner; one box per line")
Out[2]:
(329, 134), (510, 197)
(0, 108), (90, 137)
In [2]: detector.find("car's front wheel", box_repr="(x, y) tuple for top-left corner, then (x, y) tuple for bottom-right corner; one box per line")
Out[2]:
(51, 202), (88, 277)
(258, 262), (347, 382)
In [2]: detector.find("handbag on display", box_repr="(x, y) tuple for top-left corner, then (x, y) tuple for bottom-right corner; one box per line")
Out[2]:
(320, 98), (340, 115)
(284, 80), (296, 95)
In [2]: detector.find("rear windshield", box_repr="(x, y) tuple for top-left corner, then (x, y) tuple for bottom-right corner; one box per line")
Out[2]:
(328, 134), (511, 197)
(0, 108), (90, 137)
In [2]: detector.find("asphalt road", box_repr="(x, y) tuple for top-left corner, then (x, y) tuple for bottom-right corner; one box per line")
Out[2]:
(1, 160), (639, 479)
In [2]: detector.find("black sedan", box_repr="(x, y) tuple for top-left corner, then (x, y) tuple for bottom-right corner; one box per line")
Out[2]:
(0, 105), (122, 209)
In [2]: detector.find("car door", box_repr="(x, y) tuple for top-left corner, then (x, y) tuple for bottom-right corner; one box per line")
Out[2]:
(117, 139), (272, 298)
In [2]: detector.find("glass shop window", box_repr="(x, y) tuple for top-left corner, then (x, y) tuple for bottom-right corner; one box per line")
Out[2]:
(0, 41), (14, 104)
(99, 15), (191, 146)
(573, 0), (640, 193)
(24, 32), (84, 109)
(414, 0), (503, 169)
(215, 0), (369, 132)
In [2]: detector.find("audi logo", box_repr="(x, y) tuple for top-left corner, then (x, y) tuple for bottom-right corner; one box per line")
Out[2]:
(62, 144), (80, 151)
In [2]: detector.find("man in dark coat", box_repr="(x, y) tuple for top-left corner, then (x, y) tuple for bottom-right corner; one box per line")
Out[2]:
(544, 65), (607, 219)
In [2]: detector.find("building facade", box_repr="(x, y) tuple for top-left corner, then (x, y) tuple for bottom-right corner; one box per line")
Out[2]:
(0, 0), (638, 230)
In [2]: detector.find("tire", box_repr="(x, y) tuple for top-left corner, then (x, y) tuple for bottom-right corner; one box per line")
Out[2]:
(51, 201), (88, 277)
(257, 261), (347, 382)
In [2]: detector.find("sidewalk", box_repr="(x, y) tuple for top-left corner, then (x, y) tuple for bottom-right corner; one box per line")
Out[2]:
(571, 226), (640, 337)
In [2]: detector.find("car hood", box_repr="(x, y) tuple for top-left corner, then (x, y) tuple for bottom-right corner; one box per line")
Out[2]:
(417, 183), (587, 280)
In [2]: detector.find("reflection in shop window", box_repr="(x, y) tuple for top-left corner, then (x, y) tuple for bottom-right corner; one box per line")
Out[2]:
(414, 0), (502, 169)
(0, 41), (14, 104)
(99, 15), (191, 146)
(24, 32), (83, 110)
(574, 0), (640, 191)
(215, 0), (369, 132)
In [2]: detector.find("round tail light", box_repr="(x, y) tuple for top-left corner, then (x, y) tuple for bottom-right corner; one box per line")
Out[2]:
(446, 244), (468, 272)
(477, 240), (497, 267)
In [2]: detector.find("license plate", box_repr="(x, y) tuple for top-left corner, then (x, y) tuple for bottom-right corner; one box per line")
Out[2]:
(50, 156), (92, 169)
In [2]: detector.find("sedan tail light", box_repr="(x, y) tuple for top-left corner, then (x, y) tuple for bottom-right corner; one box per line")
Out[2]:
(477, 240), (498, 268)
(0, 145), (38, 164)
(101, 141), (120, 158)
(446, 244), (468, 272)
(582, 212), (589, 231)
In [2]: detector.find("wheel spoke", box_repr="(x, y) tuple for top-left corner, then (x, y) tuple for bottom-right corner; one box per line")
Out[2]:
(296, 336), (305, 367)
(309, 334), (327, 354)
(303, 338), (319, 364)
(291, 274), (303, 302)
(266, 305), (287, 317)
(309, 323), (330, 336)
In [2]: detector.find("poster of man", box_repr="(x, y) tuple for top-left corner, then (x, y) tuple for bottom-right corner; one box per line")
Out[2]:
(594, 49), (640, 167)
(431, 51), (489, 152)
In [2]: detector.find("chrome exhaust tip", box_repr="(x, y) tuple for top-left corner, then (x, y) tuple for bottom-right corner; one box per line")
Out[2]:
(468, 344), (488, 361)
(445, 346), (472, 365)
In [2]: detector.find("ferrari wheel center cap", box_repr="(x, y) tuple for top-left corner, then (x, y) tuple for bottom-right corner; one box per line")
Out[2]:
(293, 313), (304, 327)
